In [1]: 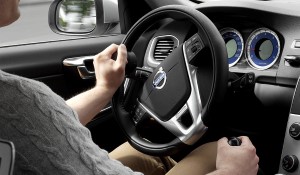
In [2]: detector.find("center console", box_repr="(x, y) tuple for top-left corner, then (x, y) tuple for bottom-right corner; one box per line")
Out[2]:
(279, 77), (300, 174)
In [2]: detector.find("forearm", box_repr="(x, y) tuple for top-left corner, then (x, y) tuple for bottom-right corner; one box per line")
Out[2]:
(67, 44), (127, 126)
(66, 86), (115, 125)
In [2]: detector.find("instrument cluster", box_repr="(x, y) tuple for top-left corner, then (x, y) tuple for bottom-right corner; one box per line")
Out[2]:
(220, 27), (281, 70)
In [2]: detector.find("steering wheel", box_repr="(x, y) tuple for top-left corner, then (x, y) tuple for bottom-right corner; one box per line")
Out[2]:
(112, 5), (228, 156)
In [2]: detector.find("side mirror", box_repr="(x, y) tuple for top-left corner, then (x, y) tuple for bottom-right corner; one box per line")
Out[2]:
(57, 0), (97, 33)
(49, 0), (120, 35)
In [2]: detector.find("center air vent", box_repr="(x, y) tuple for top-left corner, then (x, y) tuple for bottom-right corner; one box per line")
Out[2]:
(145, 35), (179, 67)
(153, 39), (175, 61)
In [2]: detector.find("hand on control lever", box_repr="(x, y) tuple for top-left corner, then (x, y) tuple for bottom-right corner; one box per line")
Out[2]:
(112, 51), (137, 76)
(112, 51), (151, 80)
(209, 136), (259, 175)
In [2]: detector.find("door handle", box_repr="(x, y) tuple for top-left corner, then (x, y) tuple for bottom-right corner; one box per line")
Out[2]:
(63, 56), (95, 79)
(77, 66), (95, 79)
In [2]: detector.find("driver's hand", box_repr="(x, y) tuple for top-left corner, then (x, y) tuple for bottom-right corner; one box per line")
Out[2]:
(215, 136), (259, 175)
(93, 44), (128, 92)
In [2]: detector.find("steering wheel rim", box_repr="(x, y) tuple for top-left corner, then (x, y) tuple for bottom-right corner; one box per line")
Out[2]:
(112, 5), (228, 156)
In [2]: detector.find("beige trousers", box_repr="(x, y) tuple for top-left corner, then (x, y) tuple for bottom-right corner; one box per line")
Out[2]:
(109, 141), (217, 175)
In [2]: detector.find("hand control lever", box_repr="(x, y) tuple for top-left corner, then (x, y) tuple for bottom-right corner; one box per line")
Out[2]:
(113, 51), (153, 80)
(112, 51), (137, 75)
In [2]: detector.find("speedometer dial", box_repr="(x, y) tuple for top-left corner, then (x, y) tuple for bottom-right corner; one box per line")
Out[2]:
(246, 28), (280, 70)
(220, 28), (244, 67)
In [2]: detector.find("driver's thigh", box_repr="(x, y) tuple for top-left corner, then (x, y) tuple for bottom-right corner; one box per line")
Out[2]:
(109, 142), (176, 175)
(166, 141), (217, 175)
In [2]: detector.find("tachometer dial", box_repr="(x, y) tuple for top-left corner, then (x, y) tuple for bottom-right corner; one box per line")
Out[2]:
(220, 28), (244, 67)
(246, 28), (280, 70)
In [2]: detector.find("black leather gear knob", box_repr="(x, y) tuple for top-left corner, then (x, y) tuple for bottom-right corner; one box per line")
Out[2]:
(228, 137), (242, 146)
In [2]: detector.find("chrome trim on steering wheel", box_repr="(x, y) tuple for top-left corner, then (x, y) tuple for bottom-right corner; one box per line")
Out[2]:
(144, 35), (179, 67)
(138, 41), (207, 145)
(183, 41), (208, 145)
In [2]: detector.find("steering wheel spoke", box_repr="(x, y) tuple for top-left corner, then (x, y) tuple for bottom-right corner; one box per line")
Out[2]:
(184, 33), (207, 65)
(138, 100), (207, 145)
(137, 101), (189, 138)
(131, 102), (148, 126)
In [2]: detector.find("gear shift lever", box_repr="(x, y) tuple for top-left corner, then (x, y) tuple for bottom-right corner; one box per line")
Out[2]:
(228, 137), (242, 146)
(227, 137), (266, 175)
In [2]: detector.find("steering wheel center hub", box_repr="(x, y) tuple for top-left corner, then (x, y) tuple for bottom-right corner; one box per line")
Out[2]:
(153, 67), (167, 89)
(140, 46), (191, 122)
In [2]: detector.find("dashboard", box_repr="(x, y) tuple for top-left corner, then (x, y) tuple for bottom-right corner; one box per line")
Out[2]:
(143, 1), (300, 107)
(197, 1), (300, 87)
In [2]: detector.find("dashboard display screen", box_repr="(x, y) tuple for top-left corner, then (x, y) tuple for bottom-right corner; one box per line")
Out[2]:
(226, 39), (238, 59)
(220, 28), (244, 67)
(246, 28), (280, 70)
(256, 39), (273, 60)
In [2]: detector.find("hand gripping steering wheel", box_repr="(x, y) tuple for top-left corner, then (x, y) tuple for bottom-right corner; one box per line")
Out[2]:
(112, 5), (228, 156)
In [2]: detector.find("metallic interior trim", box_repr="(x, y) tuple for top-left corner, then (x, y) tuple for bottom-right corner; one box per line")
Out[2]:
(144, 35), (179, 68)
(63, 56), (95, 79)
(278, 113), (300, 174)
(63, 56), (94, 67)
(245, 28), (280, 70)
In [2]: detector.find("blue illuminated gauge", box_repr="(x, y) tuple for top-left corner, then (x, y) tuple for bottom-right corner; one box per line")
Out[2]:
(220, 28), (244, 67)
(246, 28), (280, 70)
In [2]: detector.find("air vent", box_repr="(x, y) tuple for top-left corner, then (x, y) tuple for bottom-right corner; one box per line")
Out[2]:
(153, 39), (175, 61)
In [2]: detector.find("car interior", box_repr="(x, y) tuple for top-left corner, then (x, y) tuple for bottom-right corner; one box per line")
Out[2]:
(1, 0), (300, 175)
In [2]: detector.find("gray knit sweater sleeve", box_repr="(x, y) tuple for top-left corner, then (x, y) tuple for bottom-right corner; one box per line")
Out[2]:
(0, 70), (143, 175)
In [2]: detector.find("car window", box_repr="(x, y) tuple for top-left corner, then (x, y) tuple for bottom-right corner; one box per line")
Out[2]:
(0, 0), (120, 47)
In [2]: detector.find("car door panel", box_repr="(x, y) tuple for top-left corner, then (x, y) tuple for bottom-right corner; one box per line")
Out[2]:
(0, 35), (124, 97)
(0, 34), (125, 151)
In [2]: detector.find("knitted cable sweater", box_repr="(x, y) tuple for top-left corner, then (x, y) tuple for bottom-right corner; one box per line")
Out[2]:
(0, 70), (142, 175)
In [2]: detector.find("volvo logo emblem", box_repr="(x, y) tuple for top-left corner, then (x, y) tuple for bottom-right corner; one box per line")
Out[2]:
(153, 67), (167, 89)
